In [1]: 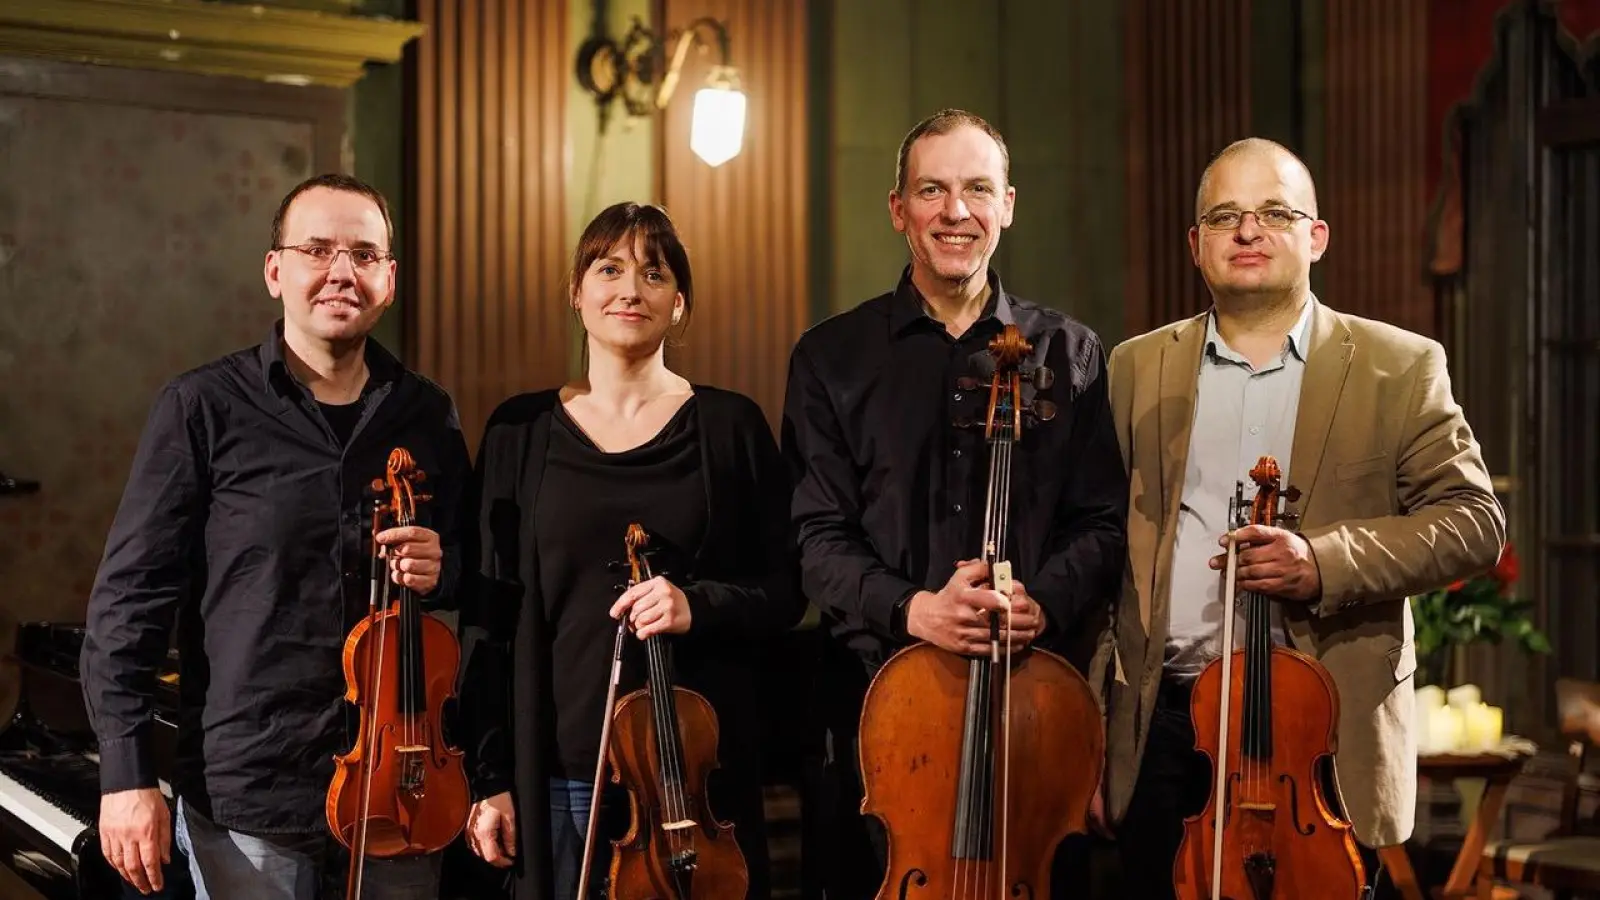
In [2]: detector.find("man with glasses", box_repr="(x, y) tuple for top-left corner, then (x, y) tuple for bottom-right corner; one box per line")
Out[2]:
(1093, 138), (1504, 898)
(82, 174), (470, 899)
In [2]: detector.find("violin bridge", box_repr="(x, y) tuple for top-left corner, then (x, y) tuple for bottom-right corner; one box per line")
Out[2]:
(1236, 801), (1276, 812)
(393, 745), (429, 754)
(660, 819), (698, 831)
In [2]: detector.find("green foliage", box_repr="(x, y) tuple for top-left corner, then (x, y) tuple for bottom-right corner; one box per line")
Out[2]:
(1410, 545), (1550, 686)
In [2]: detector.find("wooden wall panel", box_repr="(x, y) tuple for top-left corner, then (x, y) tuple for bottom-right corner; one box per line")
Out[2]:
(659, 0), (809, 431)
(1125, 0), (1253, 337)
(410, 0), (568, 446)
(1322, 0), (1434, 336)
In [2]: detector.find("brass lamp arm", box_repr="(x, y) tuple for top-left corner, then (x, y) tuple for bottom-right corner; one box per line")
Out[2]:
(655, 16), (732, 110)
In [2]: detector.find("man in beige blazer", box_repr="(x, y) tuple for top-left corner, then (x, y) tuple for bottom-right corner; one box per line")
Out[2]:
(1093, 138), (1505, 899)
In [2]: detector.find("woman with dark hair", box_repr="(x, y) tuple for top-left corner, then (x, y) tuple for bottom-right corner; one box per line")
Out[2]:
(456, 201), (801, 899)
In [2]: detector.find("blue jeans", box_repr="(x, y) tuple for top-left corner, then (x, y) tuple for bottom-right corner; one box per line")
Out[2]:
(549, 778), (626, 900)
(174, 798), (439, 900)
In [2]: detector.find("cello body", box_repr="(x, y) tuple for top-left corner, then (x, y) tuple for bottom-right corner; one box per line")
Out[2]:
(859, 642), (1103, 899)
(853, 323), (1102, 900)
(1174, 646), (1364, 899)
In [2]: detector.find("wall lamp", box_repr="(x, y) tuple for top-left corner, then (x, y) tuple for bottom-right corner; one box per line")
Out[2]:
(576, 15), (747, 167)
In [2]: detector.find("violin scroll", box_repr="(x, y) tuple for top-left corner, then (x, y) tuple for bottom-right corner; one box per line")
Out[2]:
(951, 324), (1058, 436)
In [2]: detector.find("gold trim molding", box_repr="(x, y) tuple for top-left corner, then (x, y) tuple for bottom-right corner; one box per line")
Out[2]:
(0, 0), (424, 88)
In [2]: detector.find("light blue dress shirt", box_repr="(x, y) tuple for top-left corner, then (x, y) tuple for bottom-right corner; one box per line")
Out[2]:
(1164, 298), (1315, 680)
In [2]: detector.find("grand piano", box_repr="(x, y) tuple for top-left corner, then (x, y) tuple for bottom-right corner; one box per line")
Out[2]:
(0, 623), (191, 899)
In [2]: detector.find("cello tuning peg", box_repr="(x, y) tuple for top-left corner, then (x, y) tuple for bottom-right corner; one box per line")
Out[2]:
(1028, 366), (1055, 390)
(1029, 400), (1058, 422)
(605, 559), (625, 572)
(952, 417), (975, 430)
(1283, 485), (1303, 504)
(956, 375), (982, 391)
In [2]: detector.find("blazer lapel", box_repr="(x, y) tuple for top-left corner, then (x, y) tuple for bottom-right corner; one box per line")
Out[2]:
(1288, 301), (1354, 518)
(1157, 314), (1207, 526)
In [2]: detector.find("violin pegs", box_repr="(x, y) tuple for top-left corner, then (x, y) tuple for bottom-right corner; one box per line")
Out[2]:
(952, 417), (975, 429)
(1030, 399), (1058, 422)
(956, 375), (982, 391)
(1029, 365), (1055, 390)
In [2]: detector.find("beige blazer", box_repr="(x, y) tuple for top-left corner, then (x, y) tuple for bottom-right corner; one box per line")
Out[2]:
(1092, 299), (1505, 847)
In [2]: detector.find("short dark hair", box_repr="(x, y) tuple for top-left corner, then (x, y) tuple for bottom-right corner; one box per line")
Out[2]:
(569, 202), (694, 333)
(894, 109), (1011, 194)
(270, 173), (394, 250)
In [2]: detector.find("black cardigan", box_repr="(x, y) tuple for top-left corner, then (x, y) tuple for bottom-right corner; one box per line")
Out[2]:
(455, 386), (803, 900)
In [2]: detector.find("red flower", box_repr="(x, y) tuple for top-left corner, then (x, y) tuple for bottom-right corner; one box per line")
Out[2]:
(1492, 542), (1520, 586)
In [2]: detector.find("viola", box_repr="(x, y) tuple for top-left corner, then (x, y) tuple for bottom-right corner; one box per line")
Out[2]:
(856, 324), (1104, 899)
(576, 522), (748, 899)
(326, 447), (470, 897)
(1174, 455), (1365, 899)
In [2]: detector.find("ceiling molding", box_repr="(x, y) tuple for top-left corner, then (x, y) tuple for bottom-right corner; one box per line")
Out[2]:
(0, 0), (424, 87)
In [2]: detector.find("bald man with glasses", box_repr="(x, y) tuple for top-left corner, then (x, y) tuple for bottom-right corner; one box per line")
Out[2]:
(1089, 138), (1505, 899)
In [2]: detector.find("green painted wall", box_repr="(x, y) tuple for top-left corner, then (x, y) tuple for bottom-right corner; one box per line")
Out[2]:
(823, 0), (1126, 346)
(348, 0), (408, 351)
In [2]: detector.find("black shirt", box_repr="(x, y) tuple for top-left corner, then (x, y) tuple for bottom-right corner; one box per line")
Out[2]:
(536, 398), (706, 778)
(81, 321), (472, 833)
(320, 399), (363, 448)
(782, 267), (1128, 673)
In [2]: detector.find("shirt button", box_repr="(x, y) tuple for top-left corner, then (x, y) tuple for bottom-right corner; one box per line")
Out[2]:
(952, 503), (963, 514)
(953, 392), (964, 402)
(952, 448), (963, 459)
(1249, 425), (1261, 435)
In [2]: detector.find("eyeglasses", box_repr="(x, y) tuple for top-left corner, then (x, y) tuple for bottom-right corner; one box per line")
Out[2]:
(1197, 207), (1313, 231)
(275, 243), (395, 271)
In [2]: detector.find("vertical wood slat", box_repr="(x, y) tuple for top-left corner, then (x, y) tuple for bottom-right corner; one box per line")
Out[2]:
(1322, 0), (1434, 337)
(411, 0), (569, 447)
(660, 0), (810, 432)
(1124, 0), (1252, 337)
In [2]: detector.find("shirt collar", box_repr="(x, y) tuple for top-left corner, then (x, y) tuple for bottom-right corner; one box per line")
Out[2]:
(1204, 296), (1316, 363)
(888, 265), (1017, 335)
(258, 318), (404, 398)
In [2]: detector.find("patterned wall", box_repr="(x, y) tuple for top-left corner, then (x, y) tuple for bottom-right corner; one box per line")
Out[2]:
(0, 68), (329, 632)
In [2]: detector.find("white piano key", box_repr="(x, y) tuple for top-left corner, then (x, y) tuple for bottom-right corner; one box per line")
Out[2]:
(0, 769), (84, 854)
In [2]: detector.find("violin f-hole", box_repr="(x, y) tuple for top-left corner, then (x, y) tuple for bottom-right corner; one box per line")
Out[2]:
(1278, 773), (1317, 836)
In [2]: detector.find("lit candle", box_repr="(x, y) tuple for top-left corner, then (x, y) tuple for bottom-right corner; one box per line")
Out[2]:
(1432, 705), (1465, 753)
(1464, 704), (1503, 751)
(1417, 684), (1445, 712)
(1448, 684), (1482, 711)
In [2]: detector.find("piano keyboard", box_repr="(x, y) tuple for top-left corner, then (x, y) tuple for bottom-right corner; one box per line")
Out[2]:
(0, 754), (173, 854)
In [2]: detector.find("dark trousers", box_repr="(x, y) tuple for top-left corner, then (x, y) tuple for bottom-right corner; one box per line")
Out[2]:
(1118, 678), (1385, 900)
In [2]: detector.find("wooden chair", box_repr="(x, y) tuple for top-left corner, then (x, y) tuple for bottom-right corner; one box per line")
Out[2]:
(1477, 678), (1600, 899)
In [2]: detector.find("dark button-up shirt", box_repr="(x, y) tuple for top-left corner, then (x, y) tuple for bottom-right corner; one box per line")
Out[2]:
(782, 268), (1128, 674)
(82, 321), (471, 833)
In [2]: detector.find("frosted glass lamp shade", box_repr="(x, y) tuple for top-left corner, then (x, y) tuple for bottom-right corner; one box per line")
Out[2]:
(690, 85), (746, 167)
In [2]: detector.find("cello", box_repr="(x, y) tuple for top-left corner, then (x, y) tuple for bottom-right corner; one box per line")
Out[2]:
(1174, 455), (1365, 899)
(856, 324), (1105, 899)
(576, 522), (748, 899)
(326, 447), (471, 897)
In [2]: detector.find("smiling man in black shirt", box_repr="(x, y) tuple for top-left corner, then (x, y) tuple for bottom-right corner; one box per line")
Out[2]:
(81, 174), (470, 899)
(781, 109), (1128, 898)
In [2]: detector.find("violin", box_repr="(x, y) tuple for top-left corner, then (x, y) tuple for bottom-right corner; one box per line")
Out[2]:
(326, 447), (470, 897)
(856, 324), (1105, 899)
(576, 523), (748, 899)
(1174, 456), (1365, 899)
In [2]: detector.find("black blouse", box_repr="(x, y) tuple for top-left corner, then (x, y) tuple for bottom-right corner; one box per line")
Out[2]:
(536, 398), (706, 778)
(456, 386), (802, 900)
